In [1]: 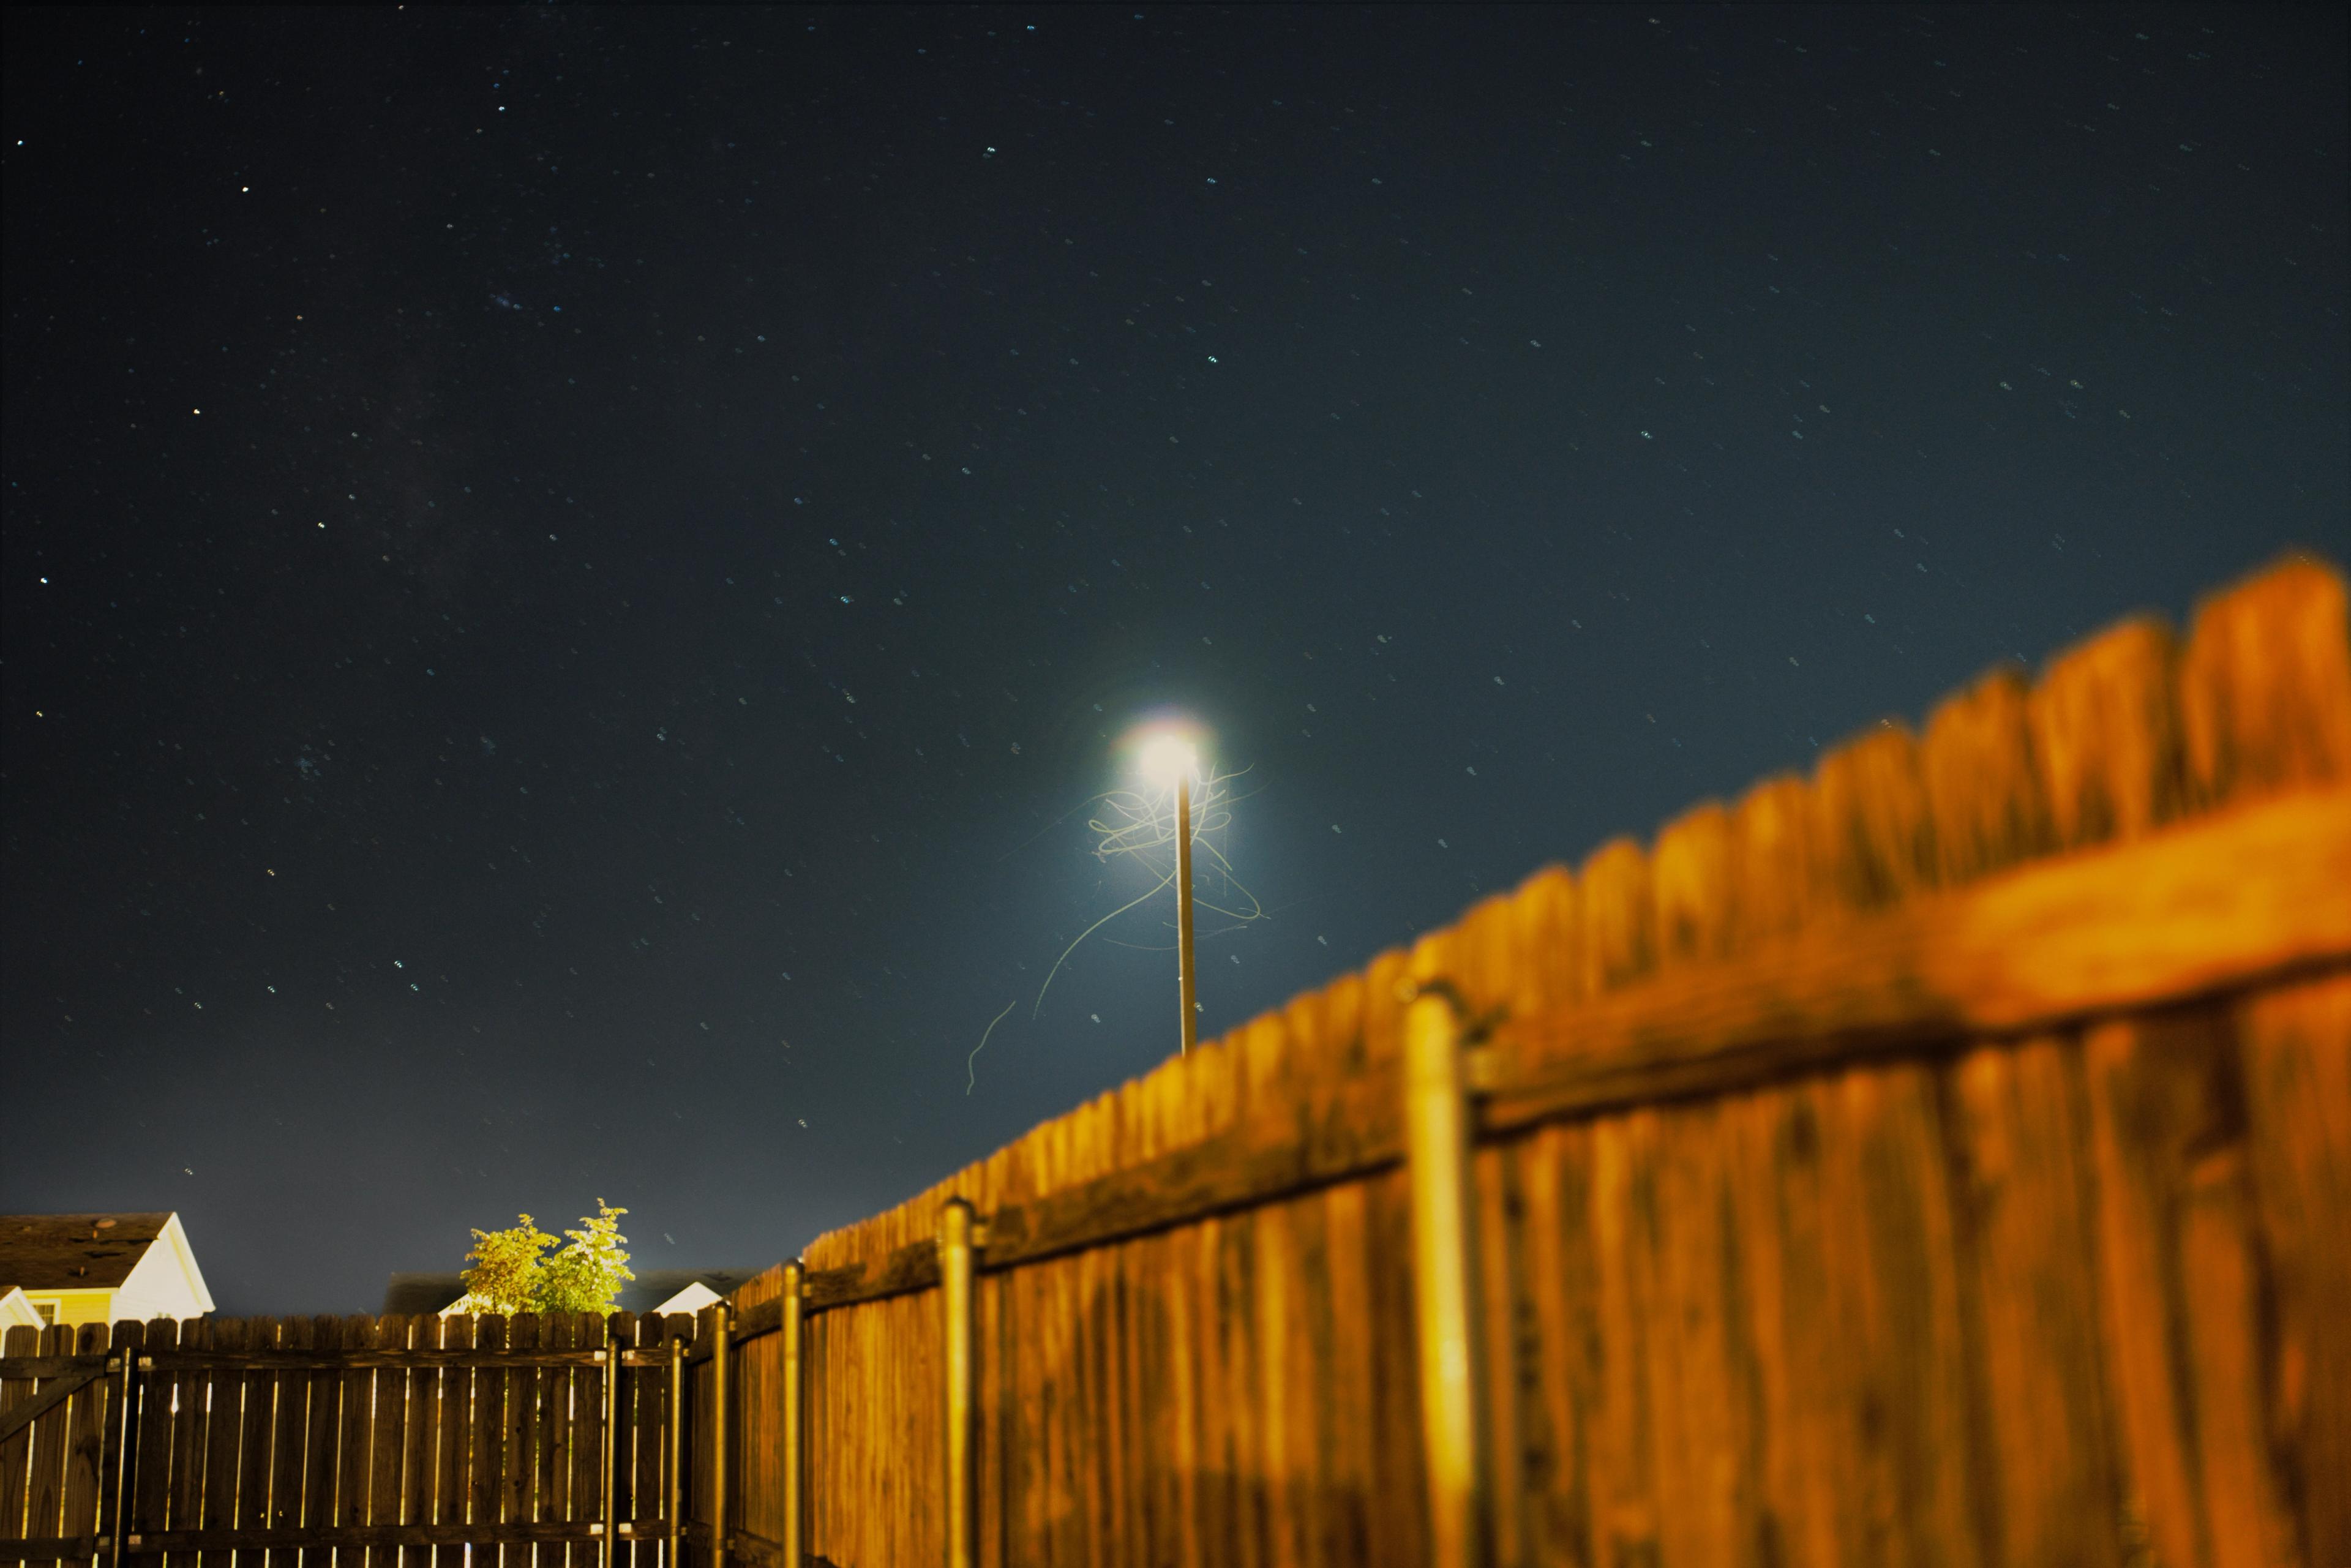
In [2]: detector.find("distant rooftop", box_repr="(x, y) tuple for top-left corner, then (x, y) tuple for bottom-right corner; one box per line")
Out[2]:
(382, 1268), (759, 1317)
(1, 1214), (178, 1291)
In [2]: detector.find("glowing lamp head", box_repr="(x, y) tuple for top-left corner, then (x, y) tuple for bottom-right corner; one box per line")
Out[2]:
(1137, 733), (1199, 788)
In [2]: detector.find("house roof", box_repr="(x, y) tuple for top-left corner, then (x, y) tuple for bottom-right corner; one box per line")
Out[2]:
(0, 1214), (178, 1292)
(382, 1268), (760, 1318)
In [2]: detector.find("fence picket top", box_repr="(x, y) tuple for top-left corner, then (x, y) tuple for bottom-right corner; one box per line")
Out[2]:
(2028, 613), (2183, 850)
(2181, 552), (2351, 804)
(1809, 720), (1934, 915)
(1922, 665), (2052, 886)
(1727, 772), (1815, 950)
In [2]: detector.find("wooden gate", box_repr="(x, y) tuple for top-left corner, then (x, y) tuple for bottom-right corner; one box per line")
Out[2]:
(1, 1311), (707, 1567)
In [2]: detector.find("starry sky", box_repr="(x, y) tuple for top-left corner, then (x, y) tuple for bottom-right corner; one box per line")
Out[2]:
(4, 6), (2344, 1315)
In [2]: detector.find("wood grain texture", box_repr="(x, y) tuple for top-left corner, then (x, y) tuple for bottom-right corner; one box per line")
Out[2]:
(1941, 1037), (2123, 1568)
(2180, 553), (2351, 805)
(161, 1317), (206, 1568)
(0, 1326), (37, 1562)
(397, 1316), (439, 1568)
(2085, 1008), (2303, 1568)
(234, 1320), (279, 1568)
(261, 1316), (308, 1568)
(1487, 787), (2351, 1133)
(2236, 971), (2351, 1566)
(191, 1318), (242, 1568)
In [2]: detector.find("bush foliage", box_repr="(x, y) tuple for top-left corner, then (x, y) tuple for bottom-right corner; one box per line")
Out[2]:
(459, 1200), (634, 1315)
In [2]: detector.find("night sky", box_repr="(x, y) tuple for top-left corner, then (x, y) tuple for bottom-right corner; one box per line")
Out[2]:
(4, 7), (2345, 1315)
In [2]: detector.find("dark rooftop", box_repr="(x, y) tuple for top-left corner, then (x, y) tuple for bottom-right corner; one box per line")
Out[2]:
(0, 1214), (175, 1292)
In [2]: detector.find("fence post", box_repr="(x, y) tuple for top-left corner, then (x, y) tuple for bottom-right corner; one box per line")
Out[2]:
(780, 1262), (805, 1568)
(708, 1302), (730, 1568)
(667, 1330), (686, 1568)
(1402, 980), (1493, 1568)
(940, 1200), (978, 1568)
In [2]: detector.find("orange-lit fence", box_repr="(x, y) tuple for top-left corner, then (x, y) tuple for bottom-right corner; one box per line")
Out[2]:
(746, 554), (2349, 1566)
(10, 556), (2348, 1568)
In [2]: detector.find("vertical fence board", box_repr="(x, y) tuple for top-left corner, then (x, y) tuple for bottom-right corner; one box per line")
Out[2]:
(467, 1315), (504, 1568)
(368, 1317), (411, 1568)
(235, 1318), (282, 1566)
(686, 1312), (708, 1568)
(299, 1318), (345, 1568)
(976, 1275), (1005, 1568)
(133, 1319), (178, 1565)
(1362, 1166), (1428, 1568)
(2086, 1008), (2303, 1568)
(108, 1321), (150, 1564)
(162, 1316), (210, 1568)
(629, 1316), (665, 1568)
(568, 1316), (603, 1568)
(1944, 1037), (2124, 1568)
(2237, 971), (2351, 1565)
(23, 1324), (74, 1568)
(261, 1315), (309, 1568)
(499, 1313), (537, 1568)
(59, 1323), (109, 1555)
(0, 1324), (37, 1550)
(193, 1318), (245, 1568)
(539, 1313), (572, 1568)
(607, 1311), (634, 1568)
(432, 1317), (470, 1568)
(396, 1316), (438, 1568)
(1718, 1085), (1839, 1568)
(336, 1313), (380, 1566)
(1819, 1063), (1982, 1568)
(1652, 1098), (1771, 1568)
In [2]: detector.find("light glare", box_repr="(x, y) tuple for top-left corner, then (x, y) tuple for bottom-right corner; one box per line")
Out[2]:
(1138, 734), (1198, 786)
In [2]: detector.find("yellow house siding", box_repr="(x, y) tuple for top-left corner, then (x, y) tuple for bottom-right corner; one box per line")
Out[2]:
(19, 1288), (118, 1327)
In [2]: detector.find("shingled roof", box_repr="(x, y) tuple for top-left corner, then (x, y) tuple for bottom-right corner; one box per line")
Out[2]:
(0, 1214), (178, 1291)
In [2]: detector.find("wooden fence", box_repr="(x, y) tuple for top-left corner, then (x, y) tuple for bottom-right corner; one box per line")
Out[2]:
(10, 553), (2347, 1568)
(744, 553), (2348, 1566)
(0, 1311), (702, 1568)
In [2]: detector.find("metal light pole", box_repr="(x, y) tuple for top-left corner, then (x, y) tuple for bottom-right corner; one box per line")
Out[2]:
(1173, 767), (1198, 1055)
(1138, 731), (1203, 1057)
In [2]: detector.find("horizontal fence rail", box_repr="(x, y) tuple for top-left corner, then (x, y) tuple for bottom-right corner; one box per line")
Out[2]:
(741, 784), (2349, 1328)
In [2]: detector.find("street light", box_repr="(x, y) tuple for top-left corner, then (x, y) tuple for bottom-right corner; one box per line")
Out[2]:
(1137, 732), (1201, 1055)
